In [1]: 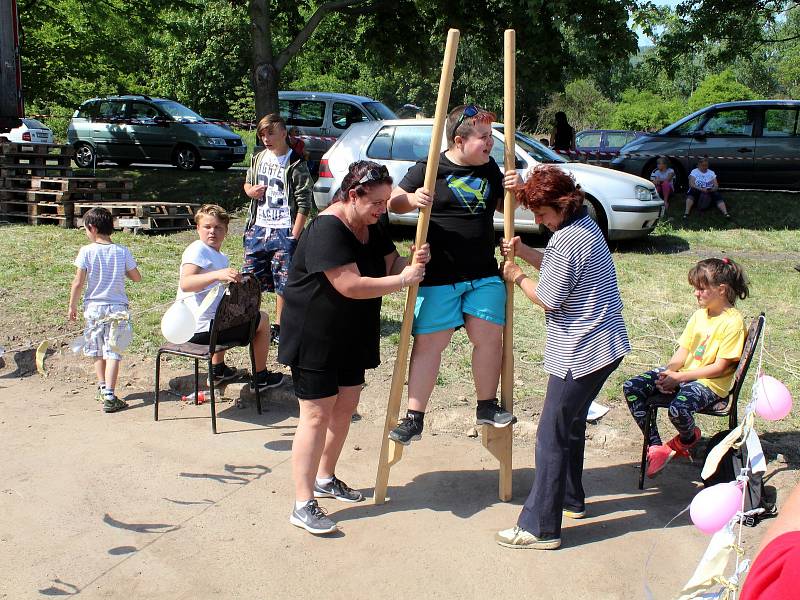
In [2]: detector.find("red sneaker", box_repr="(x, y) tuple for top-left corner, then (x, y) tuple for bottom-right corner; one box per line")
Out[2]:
(646, 444), (675, 478)
(666, 427), (701, 459)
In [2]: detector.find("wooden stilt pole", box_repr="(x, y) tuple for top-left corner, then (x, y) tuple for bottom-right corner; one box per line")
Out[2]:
(481, 29), (516, 502)
(373, 29), (460, 505)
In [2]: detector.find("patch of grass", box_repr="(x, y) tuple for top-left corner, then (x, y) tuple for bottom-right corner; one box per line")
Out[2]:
(1, 191), (799, 437)
(72, 167), (250, 214)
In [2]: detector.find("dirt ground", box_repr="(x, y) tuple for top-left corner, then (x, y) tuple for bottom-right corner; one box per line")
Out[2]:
(1, 349), (797, 600)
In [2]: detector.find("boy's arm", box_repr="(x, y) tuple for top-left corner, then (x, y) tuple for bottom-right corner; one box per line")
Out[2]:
(68, 268), (87, 321)
(180, 263), (241, 293)
(290, 161), (313, 238)
(388, 185), (431, 214)
(127, 267), (142, 282)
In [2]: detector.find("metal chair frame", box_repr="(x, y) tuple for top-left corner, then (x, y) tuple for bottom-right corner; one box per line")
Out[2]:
(637, 312), (765, 489)
(154, 275), (263, 434)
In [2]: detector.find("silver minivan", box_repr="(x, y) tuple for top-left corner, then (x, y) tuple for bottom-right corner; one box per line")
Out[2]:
(67, 95), (247, 170)
(277, 91), (397, 163)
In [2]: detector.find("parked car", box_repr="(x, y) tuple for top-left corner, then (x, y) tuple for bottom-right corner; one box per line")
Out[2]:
(313, 120), (664, 241)
(67, 95), (246, 170)
(275, 91), (398, 165)
(575, 129), (644, 158)
(611, 100), (800, 190)
(0, 117), (53, 144)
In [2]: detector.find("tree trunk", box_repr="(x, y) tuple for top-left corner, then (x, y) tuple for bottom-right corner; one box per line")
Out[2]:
(249, 0), (278, 120)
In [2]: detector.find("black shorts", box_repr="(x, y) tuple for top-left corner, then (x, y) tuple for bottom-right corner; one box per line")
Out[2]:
(189, 313), (262, 346)
(290, 366), (366, 400)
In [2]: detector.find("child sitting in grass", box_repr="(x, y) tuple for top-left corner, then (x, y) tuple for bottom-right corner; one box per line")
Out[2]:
(650, 157), (675, 211)
(69, 207), (141, 413)
(623, 257), (748, 478)
(178, 204), (283, 390)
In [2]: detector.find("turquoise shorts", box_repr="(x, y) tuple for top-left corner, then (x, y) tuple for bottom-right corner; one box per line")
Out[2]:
(412, 276), (506, 335)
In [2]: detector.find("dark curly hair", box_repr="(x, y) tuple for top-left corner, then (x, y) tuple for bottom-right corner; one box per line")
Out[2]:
(515, 165), (584, 221)
(332, 161), (393, 203)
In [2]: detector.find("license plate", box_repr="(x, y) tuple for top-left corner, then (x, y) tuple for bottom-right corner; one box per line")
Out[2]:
(234, 146), (246, 154)
(118, 217), (142, 228)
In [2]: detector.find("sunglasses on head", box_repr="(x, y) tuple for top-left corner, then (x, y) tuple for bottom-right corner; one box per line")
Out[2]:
(451, 105), (480, 141)
(357, 165), (390, 184)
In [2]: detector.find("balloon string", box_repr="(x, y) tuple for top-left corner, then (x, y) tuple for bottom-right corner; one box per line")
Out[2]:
(0, 283), (226, 356)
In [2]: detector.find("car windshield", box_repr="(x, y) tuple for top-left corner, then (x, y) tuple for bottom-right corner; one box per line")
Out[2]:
(155, 100), (205, 123)
(22, 118), (48, 129)
(363, 102), (398, 120)
(513, 131), (565, 163)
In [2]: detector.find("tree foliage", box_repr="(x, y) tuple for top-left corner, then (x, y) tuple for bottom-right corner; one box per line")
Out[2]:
(687, 69), (756, 112)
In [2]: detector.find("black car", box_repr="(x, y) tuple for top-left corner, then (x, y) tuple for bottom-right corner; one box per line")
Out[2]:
(611, 100), (800, 190)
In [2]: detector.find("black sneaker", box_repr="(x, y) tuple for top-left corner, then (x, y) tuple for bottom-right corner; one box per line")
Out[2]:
(289, 499), (338, 535)
(207, 364), (239, 386)
(476, 401), (517, 427)
(270, 324), (280, 346)
(314, 475), (364, 503)
(251, 370), (284, 391)
(388, 416), (423, 445)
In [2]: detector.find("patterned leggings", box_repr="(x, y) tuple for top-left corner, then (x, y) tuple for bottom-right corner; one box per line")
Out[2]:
(623, 367), (723, 447)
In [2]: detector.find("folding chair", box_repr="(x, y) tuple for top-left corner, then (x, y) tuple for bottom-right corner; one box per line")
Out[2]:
(154, 274), (263, 434)
(638, 312), (765, 489)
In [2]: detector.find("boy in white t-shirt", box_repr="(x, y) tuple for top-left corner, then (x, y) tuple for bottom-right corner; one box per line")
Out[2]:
(68, 207), (141, 413)
(178, 204), (283, 390)
(242, 113), (313, 346)
(685, 157), (730, 219)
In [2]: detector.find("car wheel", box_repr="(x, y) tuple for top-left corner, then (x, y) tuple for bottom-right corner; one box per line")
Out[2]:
(584, 196), (608, 239)
(115, 160), (132, 168)
(212, 162), (233, 171)
(74, 143), (96, 168)
(174, 145), (200, 171)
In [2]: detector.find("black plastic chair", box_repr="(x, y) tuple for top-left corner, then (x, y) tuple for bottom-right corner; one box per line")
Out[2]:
(637, 312), (765, 489)
(154, 274), (263, 434)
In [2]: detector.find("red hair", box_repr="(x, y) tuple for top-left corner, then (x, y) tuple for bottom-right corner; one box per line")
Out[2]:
(516, 165), (584, 220)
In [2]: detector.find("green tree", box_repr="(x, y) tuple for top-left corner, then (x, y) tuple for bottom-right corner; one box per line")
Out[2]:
(687, 69), (756, 112)
(536, 79), (615, 133)
(610, 89), (684, 130)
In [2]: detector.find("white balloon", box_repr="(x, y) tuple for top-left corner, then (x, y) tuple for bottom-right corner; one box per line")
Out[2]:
(161, 301), (196, 344)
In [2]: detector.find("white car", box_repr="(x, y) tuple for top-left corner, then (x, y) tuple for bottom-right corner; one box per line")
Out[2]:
(0, 118), (54, 144)
(313, 119), (664, 240)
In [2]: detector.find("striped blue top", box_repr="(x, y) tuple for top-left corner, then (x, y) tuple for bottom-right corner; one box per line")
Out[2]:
(536, 209), (630, 379)
(74, 243), (137, 309)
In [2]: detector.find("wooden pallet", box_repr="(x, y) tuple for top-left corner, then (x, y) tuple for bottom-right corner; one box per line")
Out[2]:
(0, 200), (73, 227)
(0, 142), (74, 157)
(0, 153), (73, 168)
(0, 188), (71, 203)
(69, 190), (132, 201)
(73, 201), (199, 231)
(0, 165), (74, 178)
(2, 176), (133, 192)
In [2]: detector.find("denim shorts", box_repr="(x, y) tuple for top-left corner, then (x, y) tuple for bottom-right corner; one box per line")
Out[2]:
(242, 226), (297, 294)
(412, 276), (506, 335)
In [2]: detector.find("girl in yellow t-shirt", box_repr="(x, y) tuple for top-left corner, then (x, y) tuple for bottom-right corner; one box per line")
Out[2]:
(624, 257), (749, 478)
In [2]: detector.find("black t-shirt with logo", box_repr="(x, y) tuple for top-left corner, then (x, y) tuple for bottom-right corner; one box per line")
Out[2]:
(399, 153), (503, 286)
(278, 213), (396, 371)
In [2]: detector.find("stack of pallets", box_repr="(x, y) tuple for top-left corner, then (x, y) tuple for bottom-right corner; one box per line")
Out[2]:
(0, 142), (199, 231)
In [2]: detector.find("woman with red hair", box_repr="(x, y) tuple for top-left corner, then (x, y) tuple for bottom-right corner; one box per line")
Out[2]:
(495, 165), (630, 550)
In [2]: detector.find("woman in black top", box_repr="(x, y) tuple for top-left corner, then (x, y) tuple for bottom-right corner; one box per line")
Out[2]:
(279, 160), (429, 535)
(550, 111), (575, 153)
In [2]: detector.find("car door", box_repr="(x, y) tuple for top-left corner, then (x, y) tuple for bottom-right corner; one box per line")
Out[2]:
(127, 101), (171, 162)
(689, 107), (756, 187)
(753, 106), (800, 189)
(92, 100), (136, 161)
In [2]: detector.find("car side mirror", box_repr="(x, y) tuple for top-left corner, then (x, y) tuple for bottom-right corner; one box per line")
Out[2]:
(692, 129), (706, 141)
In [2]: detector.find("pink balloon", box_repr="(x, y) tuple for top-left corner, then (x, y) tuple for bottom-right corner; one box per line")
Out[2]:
(755, 375), (793, 421)
(690, 482), (742, 534)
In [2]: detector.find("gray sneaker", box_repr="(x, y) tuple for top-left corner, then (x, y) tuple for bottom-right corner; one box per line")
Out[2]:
(289, 499), (338, 535)
(314, 476), (364, 503)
